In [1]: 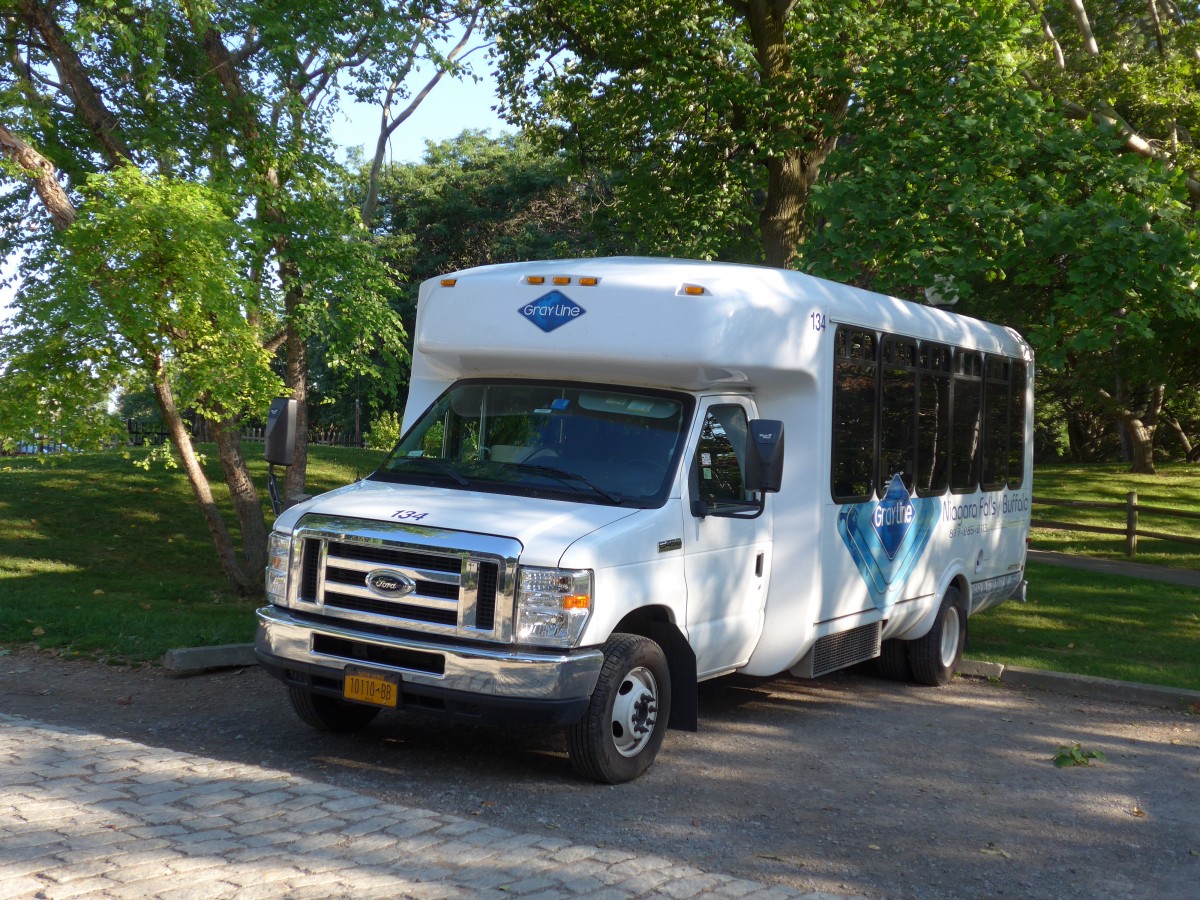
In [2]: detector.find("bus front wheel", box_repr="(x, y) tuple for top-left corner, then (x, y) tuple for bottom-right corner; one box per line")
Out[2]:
(909, 586), (967, 686)
(567, 634), (671, 784)
(288, 686), (381, 732)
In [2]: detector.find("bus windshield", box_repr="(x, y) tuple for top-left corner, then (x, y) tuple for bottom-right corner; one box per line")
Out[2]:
(373, 381), (693, 508)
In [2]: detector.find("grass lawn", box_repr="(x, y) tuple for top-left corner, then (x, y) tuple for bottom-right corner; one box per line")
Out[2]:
(0, 445), (384, 663)
(2, 450), (1197, 690)
(966, 561), (1200, 691)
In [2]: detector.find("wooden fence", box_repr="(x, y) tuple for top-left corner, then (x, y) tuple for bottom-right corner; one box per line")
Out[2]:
(1032, 493), (1200, 557)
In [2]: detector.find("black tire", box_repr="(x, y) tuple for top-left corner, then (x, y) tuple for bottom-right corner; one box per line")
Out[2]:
(567, 634), (672, 784)
(909, 586), (967, 686)
(875, 638), (912, 681)
(288, 686), (382, 733)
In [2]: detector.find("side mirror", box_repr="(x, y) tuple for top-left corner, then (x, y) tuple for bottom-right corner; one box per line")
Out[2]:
(744, 419), (784, 493)
(265, 397), (297, 466)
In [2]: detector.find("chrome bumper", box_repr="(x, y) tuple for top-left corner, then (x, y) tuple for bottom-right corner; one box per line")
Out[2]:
(255, 606), (603, 701)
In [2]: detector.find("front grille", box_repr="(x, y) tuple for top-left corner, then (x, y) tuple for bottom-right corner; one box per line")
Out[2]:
(313, 634), (445, 675)
(328, 540), (461, 574)
(475, 563), (498, 631)
(324, 590), (459, 625)
(288, 517), (514, 641)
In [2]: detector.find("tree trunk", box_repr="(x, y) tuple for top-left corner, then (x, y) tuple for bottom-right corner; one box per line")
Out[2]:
(151, 358), (256, 594)
(743, 1), (849, 268)
(1119, 412), (1157, 474)
(19, 0), (132, 166)
(213, 419), (269, 585)
(1114, 383), (1164, 475)
(760, 151), (809, 268)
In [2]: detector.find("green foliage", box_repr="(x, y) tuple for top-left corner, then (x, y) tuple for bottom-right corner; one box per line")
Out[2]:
(373, 130), (616, 278)
(364, 410), (402, 451)
(491, 1), (1055, 266)
(489, 0), (877, 262)
(800, 3), (1200, 469)
(60, 168), (276, 416)
(1, 0), (461, 586)
(1053, 743), (1107, 768)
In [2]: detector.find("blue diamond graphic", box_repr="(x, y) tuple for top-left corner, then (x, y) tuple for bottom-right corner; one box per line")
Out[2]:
(871, 474), (916, 560)
(519, 291), (586, 333)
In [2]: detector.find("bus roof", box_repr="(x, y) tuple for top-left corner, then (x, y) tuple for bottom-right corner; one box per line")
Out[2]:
(411, 257), (1030, 394)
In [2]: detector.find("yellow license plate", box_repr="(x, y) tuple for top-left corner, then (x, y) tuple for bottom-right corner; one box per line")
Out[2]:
(343, 669), (399, 708)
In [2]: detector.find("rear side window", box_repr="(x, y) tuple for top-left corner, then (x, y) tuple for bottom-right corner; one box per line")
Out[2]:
(1008, 361), (1028, 489)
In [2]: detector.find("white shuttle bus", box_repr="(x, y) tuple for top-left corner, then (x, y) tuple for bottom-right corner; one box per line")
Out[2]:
(257, 257), (1033, 783)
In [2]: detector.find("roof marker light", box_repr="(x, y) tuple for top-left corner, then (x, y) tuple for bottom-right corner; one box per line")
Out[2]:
(440, 278), (457, 287)
(526, 276), (546, 285)
(578, 276), (599, 286)
(681, 284), (706, 296)
(552, 276), (571, 285)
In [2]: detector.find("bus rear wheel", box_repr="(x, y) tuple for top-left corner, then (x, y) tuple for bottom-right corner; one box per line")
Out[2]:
(567, 634), (671, 784)
(909, 586), (967, 686)
(875, 638), (912, 681)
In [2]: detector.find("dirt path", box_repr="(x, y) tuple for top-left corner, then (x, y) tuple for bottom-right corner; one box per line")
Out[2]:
(2, 647), (1198, 899)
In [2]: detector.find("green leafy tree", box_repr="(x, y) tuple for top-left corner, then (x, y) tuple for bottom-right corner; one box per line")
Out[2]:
(0, 0), (478, 590)
(491, 1), (1031, 268)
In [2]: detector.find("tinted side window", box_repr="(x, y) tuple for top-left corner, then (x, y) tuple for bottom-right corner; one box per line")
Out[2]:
(832, 328), (877, 501)
(951, 350), (982, 494)
(981, 356), (1011, 491)
(1008, 361), (1028, 488)
(879, 336), (917, 493)
(916, 343), (951, 497)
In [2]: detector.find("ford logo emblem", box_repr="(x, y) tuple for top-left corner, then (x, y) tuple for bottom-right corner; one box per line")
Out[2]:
(365, 569), (417, 598)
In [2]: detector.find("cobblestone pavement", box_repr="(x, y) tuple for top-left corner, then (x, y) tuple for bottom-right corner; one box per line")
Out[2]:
(0, 714), (862, 900)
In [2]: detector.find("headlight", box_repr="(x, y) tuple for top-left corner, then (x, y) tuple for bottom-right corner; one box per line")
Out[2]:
(265, 531), (292, 606)
(515, 567), (593, 648)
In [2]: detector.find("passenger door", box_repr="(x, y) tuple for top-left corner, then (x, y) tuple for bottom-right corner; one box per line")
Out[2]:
(683, 399), (772, 677)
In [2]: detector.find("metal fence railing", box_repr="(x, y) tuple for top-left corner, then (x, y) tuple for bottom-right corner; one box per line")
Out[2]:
(124, 419), (364, 450)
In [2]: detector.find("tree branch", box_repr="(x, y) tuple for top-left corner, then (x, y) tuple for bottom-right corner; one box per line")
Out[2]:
(0, 121), (77, 229)
(1027, 0), (1065, 69)
(18, 0), (131, 165)
(1069, 0), (1100, 57)
(1026, 73), (1200, 203)
(360, 5), (484, 227)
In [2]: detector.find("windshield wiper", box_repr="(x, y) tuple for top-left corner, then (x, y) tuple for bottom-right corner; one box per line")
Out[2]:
(404, 457), (469, 486)
(511, 464), (623, 504)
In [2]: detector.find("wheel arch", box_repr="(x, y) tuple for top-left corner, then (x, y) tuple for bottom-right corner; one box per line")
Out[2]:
(612, 605), (698, 732)
(891, 567), (972, 642)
